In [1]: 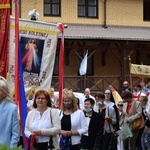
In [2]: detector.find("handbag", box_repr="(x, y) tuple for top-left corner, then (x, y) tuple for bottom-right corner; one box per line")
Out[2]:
(131, 116), (145, 130)
(107, 107), (117, 150)
(117, 123), (133, 140)
(60, 136), (71, 150)
(130, 101), (145, 130)
(108, 132), (117, 150)
(145, 118), (150, 127)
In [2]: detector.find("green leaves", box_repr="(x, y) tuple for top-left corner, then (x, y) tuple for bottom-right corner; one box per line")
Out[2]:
(0, 145), (22, 150)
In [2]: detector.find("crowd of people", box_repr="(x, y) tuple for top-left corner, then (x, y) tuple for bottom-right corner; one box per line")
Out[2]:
(0, 76), (150, 150)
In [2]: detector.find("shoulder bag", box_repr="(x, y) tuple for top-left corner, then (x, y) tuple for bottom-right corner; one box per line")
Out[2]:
(49, 108), (55, 150)
(107, 107), (117, 150)
(145, 118), (150, 127)
(130, 101), (145, 130)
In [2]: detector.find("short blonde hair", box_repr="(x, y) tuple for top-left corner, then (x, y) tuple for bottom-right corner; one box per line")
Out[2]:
(60, 88), (78, 112)
(0, 76), (13, 103)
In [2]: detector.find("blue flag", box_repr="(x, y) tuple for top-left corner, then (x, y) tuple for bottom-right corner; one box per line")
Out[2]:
(79, 51), (88, 75)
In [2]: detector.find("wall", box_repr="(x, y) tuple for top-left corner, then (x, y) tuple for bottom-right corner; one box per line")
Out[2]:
(11, 0), (150, 27)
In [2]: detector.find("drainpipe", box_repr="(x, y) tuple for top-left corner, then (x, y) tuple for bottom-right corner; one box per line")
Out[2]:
(19, 0), (21, 18)
(104, 0), (107, 28)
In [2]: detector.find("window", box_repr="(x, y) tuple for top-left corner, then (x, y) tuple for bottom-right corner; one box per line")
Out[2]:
(78, 0), (98, 18)
(44, 0), (60, 16)
(143, 0), (150, 21)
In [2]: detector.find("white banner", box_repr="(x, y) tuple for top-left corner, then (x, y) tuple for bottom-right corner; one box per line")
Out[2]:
(8, 17), (59, 94)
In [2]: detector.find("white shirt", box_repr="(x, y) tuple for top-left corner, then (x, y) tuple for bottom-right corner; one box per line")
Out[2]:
(31, 109), (50, 143)
(104, 100), (114, 107)
(84, 117), (91, 136)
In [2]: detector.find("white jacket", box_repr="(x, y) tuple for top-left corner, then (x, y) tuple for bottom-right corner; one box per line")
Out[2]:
(24, 107), (61, 150)
(59, 109), (88, 145)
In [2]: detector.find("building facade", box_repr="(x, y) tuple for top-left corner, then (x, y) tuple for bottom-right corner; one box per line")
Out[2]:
(11, 0), (150, 93)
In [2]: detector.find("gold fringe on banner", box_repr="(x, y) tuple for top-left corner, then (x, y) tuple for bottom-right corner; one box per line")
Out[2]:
(0, 4), (10, 9)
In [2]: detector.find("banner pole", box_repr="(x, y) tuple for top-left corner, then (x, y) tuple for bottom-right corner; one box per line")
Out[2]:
(128, 56), (132, 92)
(141, 62), (144, 82)
(57, 23), (64, 108)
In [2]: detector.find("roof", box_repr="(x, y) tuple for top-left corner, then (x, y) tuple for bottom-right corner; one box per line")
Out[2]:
(63, 24), (150, 41)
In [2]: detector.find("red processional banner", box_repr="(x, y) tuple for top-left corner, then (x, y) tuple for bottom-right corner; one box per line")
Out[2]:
(0, 0), (10, 77)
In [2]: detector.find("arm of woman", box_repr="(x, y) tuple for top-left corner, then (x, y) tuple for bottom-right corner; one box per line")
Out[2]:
(25, 43), (29, 50)
(41, 109), (61, 136)
(76, 110), (88, 136)
(109, 106), (117, 125)
(24, 111), (33, 138)
(10, 106), (19, 148)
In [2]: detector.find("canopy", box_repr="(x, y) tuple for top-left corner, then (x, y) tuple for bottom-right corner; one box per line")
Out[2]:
(130, 64), (150, 78)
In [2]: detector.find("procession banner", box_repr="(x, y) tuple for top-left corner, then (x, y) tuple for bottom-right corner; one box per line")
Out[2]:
(130, 64), (150, 78)
(0, 0), (10, 77)
(8, 17), (60, 94)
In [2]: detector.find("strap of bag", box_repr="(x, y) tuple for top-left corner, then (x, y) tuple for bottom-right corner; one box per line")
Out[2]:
(107, 106), (111, 133)
(49, 108), (54, 150)
(50, 108), (53, 126)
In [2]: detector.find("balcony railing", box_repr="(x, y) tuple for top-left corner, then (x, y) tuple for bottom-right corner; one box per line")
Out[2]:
(51, 76), (140, 94)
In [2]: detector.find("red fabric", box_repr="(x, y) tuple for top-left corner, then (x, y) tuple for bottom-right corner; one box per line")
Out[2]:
(0, 0), (10, 77)
(30, 134), (35, 150)
(132, 93), (140, 100)
(14, 1), (29, 149)
(126, 104), (132, 114)
(146, 92), (150, 97)
(57, 23), (64, 108)
(14, 0), (19, 106)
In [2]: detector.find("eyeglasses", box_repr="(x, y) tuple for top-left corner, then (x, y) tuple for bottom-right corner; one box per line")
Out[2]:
(117, 104), (123, 107)
(63, 100), (72, 103)
(36, 97), (46, 100)
(105, 93), (110, 95)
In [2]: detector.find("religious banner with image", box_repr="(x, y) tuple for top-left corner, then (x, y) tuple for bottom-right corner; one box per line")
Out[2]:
(8, 17), (60, 94)
(0, 0), (10, 77)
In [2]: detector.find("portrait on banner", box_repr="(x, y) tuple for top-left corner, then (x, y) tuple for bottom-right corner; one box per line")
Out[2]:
(20, 37), (44, 75)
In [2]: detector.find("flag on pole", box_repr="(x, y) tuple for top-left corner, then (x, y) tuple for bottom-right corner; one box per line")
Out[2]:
(111, 87), (123, 104)
(14, 1), (29, 149)
(79, 51), (88, 75)
(0, 0), (10, 77)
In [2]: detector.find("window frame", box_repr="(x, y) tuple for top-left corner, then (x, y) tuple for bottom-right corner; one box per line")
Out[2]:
(143, 0), (150, 21)
(78, 0), (98, 18)
(44, 0), (61, 17)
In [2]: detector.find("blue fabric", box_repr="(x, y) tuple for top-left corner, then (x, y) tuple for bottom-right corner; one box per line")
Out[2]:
(0, 100), (19, 147)
(19, 45), (28, 149)
(60, 136), (71, 150)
